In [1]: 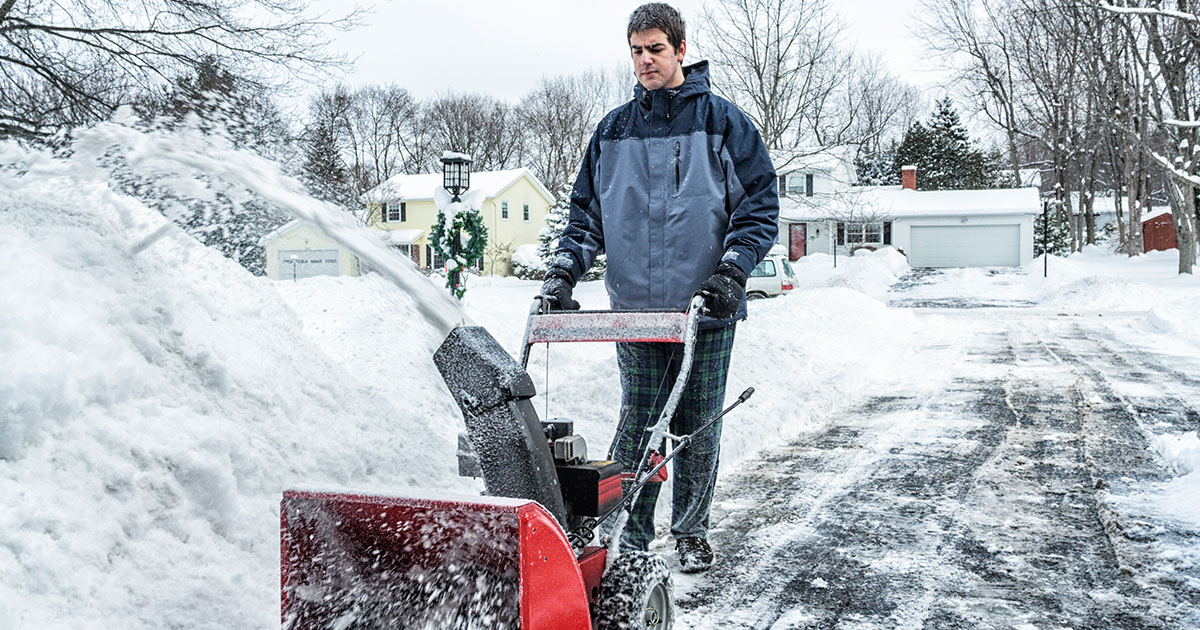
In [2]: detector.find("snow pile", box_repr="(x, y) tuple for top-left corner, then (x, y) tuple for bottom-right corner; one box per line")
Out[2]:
(1154, 431), (1200, 477)
(1024, 247), (1200, 347)
(0, 135), (461, 628)
(512, 243), (542, 269)
(791, 247), (910, 300)
(1117, 432), (1200, 528)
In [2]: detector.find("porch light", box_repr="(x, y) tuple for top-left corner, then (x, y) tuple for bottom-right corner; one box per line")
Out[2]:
(441, 152), (472, 201)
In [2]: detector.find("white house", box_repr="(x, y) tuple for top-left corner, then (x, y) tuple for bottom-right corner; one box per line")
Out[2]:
(778, 163), (1043, 268)
(259, 220), (360, 280)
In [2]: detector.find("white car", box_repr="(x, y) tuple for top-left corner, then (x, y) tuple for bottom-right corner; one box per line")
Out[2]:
(746, 254), (795, 299)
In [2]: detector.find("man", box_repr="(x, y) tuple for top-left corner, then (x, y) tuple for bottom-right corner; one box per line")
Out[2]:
(541, 2), (778, 572)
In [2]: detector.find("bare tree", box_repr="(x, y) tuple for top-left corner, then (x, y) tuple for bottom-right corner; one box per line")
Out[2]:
(424, 92), (525, 171)
(346, 85), (423, 192)
(519, 70), (614, 194)
(841, 54), (924, 158)
(918, 0), (1028, 179)
(695, 0), (848, 170)
(0, 0), (359, 140)
(1105, 1), (1200, 273)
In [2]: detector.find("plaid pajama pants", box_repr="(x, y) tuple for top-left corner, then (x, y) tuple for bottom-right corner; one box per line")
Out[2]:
(607, 324), (737, 551)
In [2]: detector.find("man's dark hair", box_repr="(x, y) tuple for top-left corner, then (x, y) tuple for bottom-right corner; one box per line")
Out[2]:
(627, 3), (686, 51)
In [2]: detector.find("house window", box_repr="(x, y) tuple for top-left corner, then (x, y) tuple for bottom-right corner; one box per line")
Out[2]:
(501, 201), (509, 220)
(428, 246), (448, 271)
(786, 175), (804, 195)
(386, 202), (405, 222)
(523, 204), (530, 222)
(841, 222), (884, 244)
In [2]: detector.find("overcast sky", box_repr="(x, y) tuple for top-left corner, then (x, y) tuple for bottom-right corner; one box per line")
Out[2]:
(306, 0), (948, 105)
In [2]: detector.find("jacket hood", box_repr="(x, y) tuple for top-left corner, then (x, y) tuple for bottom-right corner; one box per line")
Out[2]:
(634, 61), (711, 120)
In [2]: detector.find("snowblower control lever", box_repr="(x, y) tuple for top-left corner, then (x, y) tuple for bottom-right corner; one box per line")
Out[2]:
(606, 386), (755, 521)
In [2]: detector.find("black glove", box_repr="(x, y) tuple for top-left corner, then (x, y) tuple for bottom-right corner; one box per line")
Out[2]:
(695, 262), (747, 319)
(540, 268), (580, 310)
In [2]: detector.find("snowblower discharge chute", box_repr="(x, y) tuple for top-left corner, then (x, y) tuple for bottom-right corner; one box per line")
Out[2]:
(281, 297), (751, 629)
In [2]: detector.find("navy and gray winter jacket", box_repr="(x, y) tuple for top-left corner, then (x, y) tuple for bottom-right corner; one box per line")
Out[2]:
(553, 62), (779, 327)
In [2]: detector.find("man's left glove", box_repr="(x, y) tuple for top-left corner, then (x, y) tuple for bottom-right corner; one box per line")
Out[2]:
(695, 262), (747, 319)
(540, 267), (580, 310)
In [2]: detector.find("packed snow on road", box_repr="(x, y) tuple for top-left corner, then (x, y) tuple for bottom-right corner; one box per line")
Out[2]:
(2, 126), (1198, 628)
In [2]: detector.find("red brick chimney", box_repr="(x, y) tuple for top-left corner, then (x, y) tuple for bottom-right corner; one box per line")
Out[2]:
(901, 165), (917, 190)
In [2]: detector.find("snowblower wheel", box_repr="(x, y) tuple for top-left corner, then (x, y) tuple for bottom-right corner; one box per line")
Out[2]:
(593, 551), (675, 630)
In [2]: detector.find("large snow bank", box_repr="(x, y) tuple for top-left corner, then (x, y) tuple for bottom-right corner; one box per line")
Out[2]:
(0, 140), (459, 628)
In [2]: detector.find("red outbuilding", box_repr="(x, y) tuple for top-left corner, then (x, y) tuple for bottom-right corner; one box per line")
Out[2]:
(1142, 210), (1178, 252)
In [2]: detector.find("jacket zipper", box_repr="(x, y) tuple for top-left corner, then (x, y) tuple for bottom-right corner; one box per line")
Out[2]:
(674, 141), (681, 192)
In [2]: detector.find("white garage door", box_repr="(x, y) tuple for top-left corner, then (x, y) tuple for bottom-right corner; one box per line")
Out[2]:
(908, 225), (1020, 268)
(278, 249), (339, 279)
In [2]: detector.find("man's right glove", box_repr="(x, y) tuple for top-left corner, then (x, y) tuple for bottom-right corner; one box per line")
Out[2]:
(694, 262), (747, 319)
(540, 268), (580, 310)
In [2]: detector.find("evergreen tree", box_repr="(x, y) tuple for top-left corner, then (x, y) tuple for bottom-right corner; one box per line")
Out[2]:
(302, 119), (353, 208)
(1035, 203), (1073, 256)
(893, 98), (1000, 191)
(120, 57), (293, 276)
(855, 142), (900, 186)
(537, 190), (571, 268)
(536, 188), (605, 280)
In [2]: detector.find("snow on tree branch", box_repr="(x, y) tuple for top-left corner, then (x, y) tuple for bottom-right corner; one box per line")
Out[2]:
(1149, 150), (1200, 187)
(1100, 3), (1200, 24)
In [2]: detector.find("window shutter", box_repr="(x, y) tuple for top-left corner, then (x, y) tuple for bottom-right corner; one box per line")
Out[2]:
(425, 245), (431, 268)
(883, 221), (892, 245)
(805, 173), (814, 197)
(400, 202), (407, 223)
(380, 203), (387, 223)
(778, 175), (787, 196)
(837, 222), (845, 245)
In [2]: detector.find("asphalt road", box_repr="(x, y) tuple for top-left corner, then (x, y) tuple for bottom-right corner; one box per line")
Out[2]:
(676, 269), (1200, 629)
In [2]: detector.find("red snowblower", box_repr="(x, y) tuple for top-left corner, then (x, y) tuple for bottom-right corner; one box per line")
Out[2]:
(281, 296), (752, 629)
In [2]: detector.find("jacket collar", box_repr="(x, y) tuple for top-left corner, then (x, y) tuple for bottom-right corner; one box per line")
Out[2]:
(634, 61), (710, 121)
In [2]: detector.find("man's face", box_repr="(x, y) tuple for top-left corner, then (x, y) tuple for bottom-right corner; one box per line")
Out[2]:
(629, 28), (686, 91)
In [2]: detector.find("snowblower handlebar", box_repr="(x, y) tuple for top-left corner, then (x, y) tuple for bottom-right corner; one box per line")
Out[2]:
(519, 295), (704, 368)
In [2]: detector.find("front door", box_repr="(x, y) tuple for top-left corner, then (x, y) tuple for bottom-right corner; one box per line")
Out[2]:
(789, 223), (807, 261)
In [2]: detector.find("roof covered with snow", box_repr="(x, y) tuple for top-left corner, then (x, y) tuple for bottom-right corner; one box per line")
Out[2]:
(382, 228), (425, 244)
(360, 168), (553, 205)
(780, 186), (1042, 222)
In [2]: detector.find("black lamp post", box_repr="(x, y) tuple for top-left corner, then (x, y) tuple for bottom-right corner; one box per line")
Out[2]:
(441, 153), (472, 202)
(440, 152), (472, 292)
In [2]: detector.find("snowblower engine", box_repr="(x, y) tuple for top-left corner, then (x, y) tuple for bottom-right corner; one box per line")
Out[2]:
(441, 326), (625, 544)
(460, 419), (624, 531)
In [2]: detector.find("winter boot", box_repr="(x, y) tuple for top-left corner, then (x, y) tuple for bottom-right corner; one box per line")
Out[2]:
(675, 536), (714, 573)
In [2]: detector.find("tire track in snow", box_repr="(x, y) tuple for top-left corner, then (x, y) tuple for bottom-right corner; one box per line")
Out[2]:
(678, 315), (1174, 629)
(1038, 323), (1200, 628)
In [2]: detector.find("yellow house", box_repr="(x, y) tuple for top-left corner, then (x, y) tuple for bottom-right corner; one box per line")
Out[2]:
(260, 220), (360, 280)
(362, 168), (555, 276)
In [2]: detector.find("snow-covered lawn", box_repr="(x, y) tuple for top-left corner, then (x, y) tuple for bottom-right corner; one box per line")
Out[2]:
(2, 127), (1197, 627)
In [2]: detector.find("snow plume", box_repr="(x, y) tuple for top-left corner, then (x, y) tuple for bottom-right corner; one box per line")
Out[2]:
(75, 112), (466, 335)
(0, 121), (466, 627)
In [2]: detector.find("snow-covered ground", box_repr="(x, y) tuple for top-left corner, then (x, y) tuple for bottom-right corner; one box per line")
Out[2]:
(2, 125), (1198, 627)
